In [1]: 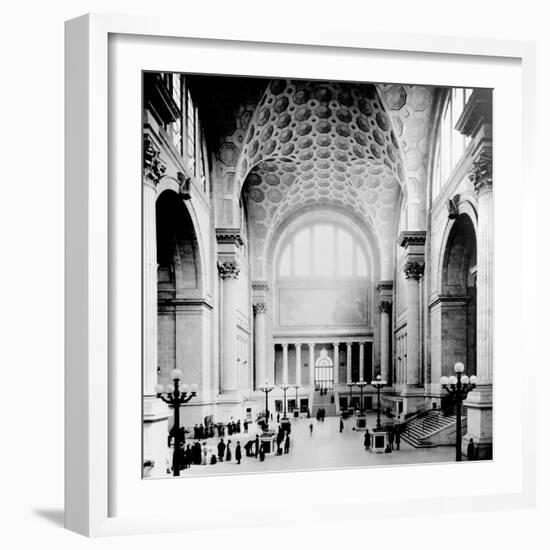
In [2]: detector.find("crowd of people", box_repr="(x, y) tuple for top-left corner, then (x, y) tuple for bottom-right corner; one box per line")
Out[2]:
(169, 416), (293, 474)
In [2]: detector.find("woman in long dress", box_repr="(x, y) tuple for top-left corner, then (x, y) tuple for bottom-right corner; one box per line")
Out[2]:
(225, 440), (232, 462)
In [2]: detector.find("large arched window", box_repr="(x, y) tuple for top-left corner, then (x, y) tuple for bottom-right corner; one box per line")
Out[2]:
(277, 224), (368, 278)
(431, 88), (473, 201)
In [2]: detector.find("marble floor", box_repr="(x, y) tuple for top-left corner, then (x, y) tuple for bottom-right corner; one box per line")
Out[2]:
(173, 413), (455, 477)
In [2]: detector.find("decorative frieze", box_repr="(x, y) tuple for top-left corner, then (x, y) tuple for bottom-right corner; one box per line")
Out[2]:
(143, 136), (166, 185)
(253, 302), (267, 315)
(217, 261), (240, 280)
(404, 261), (425, 280)
(215, 228), (244, 247)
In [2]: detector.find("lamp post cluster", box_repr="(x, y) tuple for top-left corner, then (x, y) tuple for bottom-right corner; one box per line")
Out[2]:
(155, 369), (197, 476)
(258, 380), (274, 430)
(441, 362), (477, 461)
(371, 374), (387, 431)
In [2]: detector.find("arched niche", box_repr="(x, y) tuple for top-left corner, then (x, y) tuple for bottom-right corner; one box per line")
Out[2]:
(431, 212), (477, 385)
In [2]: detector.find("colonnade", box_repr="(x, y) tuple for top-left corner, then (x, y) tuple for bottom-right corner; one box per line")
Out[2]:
(273, 341), (371, 386)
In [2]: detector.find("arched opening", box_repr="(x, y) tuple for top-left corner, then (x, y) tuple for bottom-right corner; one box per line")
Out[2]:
(315, 348), (334, 390)
(155, 190), (203, 390)
(437, 213), (477, 380)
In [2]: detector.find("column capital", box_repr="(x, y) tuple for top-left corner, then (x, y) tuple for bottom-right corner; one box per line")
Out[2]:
(404, 261), (425, 280)
(281, 342), (289, 349)
(379, 300), (392, 314)
(346, 341), (352, 348)
(470, 150), (493, 195)
(308, 342), (316, 349)
(217, 261), (240, 279)
(143, 135), (166, 186)
(359, 342), (365, 348)
(253, 302), (267, 315)
(332, 342), (339, 348)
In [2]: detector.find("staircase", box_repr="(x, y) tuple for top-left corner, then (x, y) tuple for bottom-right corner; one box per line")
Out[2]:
(311, 389), (337, 417)
(401, 408), (466, 448)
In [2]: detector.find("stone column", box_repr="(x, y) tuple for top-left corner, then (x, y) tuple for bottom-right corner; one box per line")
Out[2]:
(295, 343), (302, 386)
(346, 342), (352, 383)
(403, 261), (423, 386)
(359, 342), (365, 382)
(379, 301), (392, 384)
(308, 343), (315, 386)
(464, 150), (493, 459)
(253, 302), (267, 388)
(282, 343), (289, 385)
(142, 136), (168, 478)
(218, 261), (240, 392)
(332, 342), (339, 385)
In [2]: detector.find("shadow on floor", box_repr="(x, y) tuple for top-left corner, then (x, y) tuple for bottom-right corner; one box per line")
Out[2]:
(33, 509), (64, 527)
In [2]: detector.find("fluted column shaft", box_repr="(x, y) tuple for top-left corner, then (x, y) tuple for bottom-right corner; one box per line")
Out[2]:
(333, 342), (339, 385)
(282, 343), (289, 385)
(346, 342), (352, 383)
(308, 343), (315, 386)
(379, 301), (392, 384)
(219, 262), (240, 392)
(143, 180), (158, 396)
(253, 302), (267, 388)
(476, 183), (493, 383)
(404, 262), (423, 386)
(295, 343), (302, 386)
(359, 342), (365, 382)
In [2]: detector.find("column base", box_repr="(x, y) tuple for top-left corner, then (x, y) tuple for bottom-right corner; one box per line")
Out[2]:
(463, 385), (493, 460)
(399, 387), (425, 416)
(143, 396), (170, 479)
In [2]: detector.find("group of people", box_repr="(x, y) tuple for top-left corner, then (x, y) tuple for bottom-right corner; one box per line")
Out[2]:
(361, 427), (401, 452)
(316, 408), (327, 422)
(191, 418), (249, 441)
(172, 440), (209, 471)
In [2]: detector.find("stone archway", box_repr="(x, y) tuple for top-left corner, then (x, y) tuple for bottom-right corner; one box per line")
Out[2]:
(430, 213), (477, 394)
(155, 190), (211, 422)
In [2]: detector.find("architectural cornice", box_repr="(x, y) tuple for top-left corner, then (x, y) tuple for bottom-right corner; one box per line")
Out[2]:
(215, 228), (244, 247)
(376, 280), (394, 292)
(398, 231), (426, 249)
(455, 89), (492, 138)
(252, 280), (270, 292)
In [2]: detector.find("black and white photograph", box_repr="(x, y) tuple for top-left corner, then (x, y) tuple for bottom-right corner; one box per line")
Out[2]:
(142, 73), (493, 478)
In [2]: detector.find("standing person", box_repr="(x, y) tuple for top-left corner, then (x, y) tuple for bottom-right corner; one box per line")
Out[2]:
(202, 442), (208, 465)
(243, 419), (248, 434)
(395, 428), (401, 451)
(388, 429), (395, 450)
(309, 422), (313, 436)
(259, 445), (265, 462)
(183, 444), (192, 470)
(467, 438), (476, 460)
(237, 419), (241, 433)
(217, 438), (226, 462)
(254, 434), (260, 458)
(225, 440), (232, 462)
(276, 412), (280, 423)
(364, 430), (371, 451)
(284, 434), (290, 454)
(235, 441), (242, 464)
(339, 417), (344, 433)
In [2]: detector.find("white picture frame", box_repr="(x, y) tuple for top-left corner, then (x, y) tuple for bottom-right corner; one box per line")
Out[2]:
(65, 13), (537, 537)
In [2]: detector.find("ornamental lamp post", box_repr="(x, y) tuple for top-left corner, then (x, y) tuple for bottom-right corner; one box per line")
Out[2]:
(291, 384), (300, 417)
(355, 380), (367, 415)
(347, 382), (355, 415)
(370, 374), (387, 431)
(155, 369), (197, 477)
(258, 380), (274, 430)
(440, 362), (477, 462)
(280, 384), (290, 419)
